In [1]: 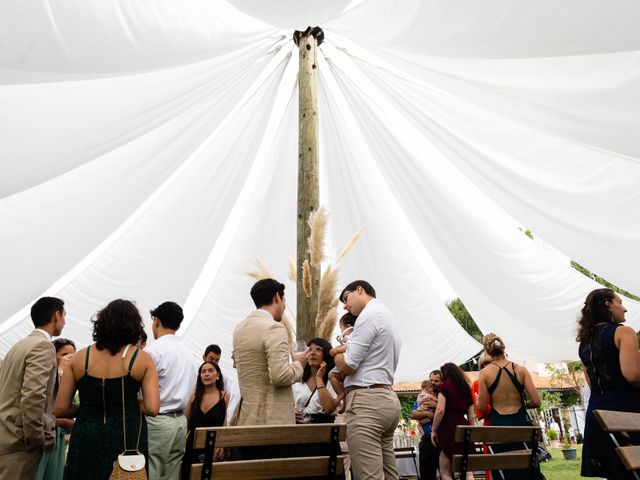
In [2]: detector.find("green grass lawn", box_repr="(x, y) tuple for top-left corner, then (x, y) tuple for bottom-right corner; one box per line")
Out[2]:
(540, 445), (582, 480)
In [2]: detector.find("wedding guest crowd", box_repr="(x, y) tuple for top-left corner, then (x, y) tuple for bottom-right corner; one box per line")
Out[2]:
(3, 283), (640, 480)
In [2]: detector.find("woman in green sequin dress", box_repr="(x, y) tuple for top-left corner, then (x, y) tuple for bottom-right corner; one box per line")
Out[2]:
(55, 299), (159, 480)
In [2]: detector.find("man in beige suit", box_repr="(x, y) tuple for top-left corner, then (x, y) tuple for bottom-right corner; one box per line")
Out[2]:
(233, 278), (308, 426)
(0, 297), (65, 480)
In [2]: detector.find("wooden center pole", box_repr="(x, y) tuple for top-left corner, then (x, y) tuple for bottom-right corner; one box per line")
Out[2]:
(295, 27), (323, 341)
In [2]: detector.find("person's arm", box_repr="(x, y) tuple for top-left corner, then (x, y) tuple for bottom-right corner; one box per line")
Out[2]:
(476, 370), (489, 413)
(265, 323), (305, 386)
(616, 325), (640, 384)
(223, 392), (231, 426)
(316, 362), (339, 414)
(582, 364), (591, 388)
(54, 358), (80, 418)
(431, 392), (446, 447)
(467, 403), (476, 425)
(139, 353), (160, 416)
(184, 393), (195, 422)
(410, 399), (428, 421)
(522, 367), (541, 408)
(333, 316), (376, 377)
(23, 341), (57, 449)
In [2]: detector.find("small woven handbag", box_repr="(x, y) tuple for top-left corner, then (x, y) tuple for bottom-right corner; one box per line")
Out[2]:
(109, 345), (147, 480)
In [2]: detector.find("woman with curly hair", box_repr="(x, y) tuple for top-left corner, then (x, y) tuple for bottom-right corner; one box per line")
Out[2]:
(476, 333), (540, 479)
(55, 299), (159, 479)
(577, 288), (640, 479)
(431, 362), (475, 480)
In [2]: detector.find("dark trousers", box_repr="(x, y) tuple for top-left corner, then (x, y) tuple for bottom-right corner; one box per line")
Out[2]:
(419, 434), (439, 480)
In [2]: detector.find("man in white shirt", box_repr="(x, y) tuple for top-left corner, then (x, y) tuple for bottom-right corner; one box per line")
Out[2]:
(332, 280), (402, 480)
(145, 301), (198, 480)
(0, 297), (65, 480)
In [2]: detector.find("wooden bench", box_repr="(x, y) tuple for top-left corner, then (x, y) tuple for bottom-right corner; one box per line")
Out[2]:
(594, 409), (640, 480)
(452, 425), (542, 480)
(181, 423), (346, 480)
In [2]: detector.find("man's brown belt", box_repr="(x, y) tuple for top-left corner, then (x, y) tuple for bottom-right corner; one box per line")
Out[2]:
(345, 384), (393, 395)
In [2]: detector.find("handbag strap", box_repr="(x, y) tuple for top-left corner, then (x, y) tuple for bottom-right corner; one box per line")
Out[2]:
(120, 344), (143, 453)
(303, 386), (318, 409)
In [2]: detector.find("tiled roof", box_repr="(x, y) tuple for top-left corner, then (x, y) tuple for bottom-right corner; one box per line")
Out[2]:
(393, 371), (584, 393)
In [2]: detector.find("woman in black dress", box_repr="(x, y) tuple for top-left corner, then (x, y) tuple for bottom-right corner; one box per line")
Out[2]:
(182, 361), (229, 465)
(55, 299), (160, 480)
(578, 288), (640, 479)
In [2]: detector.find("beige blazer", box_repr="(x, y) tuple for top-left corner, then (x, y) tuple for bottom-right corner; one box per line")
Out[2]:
(0, 331), (57, 455)
(232, 311), (303, 426)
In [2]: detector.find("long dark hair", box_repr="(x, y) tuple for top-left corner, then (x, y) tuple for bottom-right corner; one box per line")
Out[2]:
(440, 362), (471, 402)
(302, 337), (334, 384)
(576, 288), (616, 342)
(192, 361), (224, 416)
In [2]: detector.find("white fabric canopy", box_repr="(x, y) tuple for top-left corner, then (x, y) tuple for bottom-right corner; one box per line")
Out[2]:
(2, 0), (639, 380)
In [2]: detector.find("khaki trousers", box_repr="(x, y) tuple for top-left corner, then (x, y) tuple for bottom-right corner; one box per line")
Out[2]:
(147, 414), (187, 480)
(0, 449), (42, 480)
(344, 388), (401, 480)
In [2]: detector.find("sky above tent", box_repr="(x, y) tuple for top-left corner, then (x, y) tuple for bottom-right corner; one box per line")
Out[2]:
(1, 0), (640, 380)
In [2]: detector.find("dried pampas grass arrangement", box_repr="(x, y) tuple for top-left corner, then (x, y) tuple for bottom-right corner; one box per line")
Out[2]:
(248, 257), (273, 281)
(307, 207), (329, 267)
(318, 303), (339, 341)
(337, 227), (364, 263)
(315, 265), (339, 327)
(281, 313), (295, 348)
(288, 257), (297, 282)
(302, 259), (312, 297)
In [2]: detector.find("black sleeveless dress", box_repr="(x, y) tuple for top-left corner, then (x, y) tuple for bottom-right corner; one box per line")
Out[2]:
(182, 393), (226, 465)
(487, 362), (540, 480)
(64, 346), (148, 480)
(579, 323), (640, 479)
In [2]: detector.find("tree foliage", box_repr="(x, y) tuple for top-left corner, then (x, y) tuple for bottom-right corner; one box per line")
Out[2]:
(446, 298), (483, 343)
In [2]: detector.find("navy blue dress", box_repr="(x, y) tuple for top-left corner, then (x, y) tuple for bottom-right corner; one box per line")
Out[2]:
(579, 322), (640, 479)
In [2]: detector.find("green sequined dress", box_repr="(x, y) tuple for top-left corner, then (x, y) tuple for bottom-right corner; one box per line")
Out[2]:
(64, 346), (148, 480)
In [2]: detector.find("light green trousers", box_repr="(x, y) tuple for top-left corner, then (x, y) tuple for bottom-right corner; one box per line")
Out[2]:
(146, 414), (187, 480)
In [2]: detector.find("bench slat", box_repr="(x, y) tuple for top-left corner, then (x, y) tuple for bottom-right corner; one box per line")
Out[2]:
(454, 426), (541, 443)
(188, 456), (345, 480)
(453, 451), (532, 471)
(617, 446), (640, 471)
(594, 410), (640, 433)
(194, 424), (347, 449)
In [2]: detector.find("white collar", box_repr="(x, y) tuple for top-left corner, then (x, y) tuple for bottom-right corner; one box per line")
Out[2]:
(35, 329), (52, 341)
(257, 309), (273, 319)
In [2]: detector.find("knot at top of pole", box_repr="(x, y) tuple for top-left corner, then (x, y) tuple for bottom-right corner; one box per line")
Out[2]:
(293, 26), (324, 47)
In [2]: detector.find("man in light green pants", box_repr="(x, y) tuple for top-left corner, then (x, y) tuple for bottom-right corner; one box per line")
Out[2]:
(145, 302), (198, 480)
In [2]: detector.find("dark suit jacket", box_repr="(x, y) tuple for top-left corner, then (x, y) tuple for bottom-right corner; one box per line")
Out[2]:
(0, 330), (57, 455)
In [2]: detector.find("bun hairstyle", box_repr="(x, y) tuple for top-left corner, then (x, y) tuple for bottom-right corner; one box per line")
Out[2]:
(483, 333), (506, 357)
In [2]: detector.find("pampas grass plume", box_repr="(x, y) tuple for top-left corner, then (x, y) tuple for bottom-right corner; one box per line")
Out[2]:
(337, 227), (364, 263)
(247, 257), (273, 281)
(288, 257), (297, 282)
(318, 304), (339, 341)
(302, 259), (312, 297)
(281, 312), (295, 348)
(308, 207), (329, 267)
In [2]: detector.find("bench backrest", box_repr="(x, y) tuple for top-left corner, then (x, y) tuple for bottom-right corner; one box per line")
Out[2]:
(183, 423), (347, 480)
(594, 409), (640, 478)
(452, 425), (542, 479)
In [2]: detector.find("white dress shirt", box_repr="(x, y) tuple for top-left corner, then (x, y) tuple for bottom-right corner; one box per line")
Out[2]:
(145, 334), (199, 413)
(343, 299), (401, 388)
(222, 374), (240, 424)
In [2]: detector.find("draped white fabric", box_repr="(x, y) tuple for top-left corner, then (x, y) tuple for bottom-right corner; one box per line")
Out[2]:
(2, 0), (639, 379)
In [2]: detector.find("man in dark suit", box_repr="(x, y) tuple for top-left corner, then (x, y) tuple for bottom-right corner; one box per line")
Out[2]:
(0, 297), (66, 479)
